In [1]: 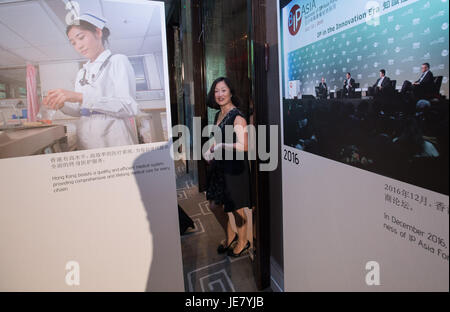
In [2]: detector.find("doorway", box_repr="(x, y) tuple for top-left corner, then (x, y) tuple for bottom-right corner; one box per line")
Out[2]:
(166, 0), (270, 292)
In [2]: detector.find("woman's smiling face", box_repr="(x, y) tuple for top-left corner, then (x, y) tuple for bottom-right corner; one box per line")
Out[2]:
(68, 26), (103, 61)
(215, 81), (233, 107)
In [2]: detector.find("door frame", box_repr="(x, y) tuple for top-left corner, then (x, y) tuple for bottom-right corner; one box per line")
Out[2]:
(249, 0), (271, 290)
(191, 0), (209, 192)
(188, 0), (271, 291)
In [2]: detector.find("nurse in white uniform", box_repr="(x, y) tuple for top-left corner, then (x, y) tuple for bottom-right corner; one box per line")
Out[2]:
(43, 13), (140, 150)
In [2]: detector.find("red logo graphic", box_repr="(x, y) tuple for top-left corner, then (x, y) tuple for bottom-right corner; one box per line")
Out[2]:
(288, 4), (302, 36)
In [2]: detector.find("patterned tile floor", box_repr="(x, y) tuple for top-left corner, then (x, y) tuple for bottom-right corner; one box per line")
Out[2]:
(175, 161), (258, 292)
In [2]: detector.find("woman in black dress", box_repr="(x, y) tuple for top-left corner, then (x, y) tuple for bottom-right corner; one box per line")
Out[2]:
(205, 77), (252, 257)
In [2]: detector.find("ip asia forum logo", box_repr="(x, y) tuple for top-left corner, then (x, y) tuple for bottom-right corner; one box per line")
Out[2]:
(289, 4), (302, 36)
(288, 1), (317, 36)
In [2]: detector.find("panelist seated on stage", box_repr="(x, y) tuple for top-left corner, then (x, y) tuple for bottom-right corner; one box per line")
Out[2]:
(401, 63), (435, 100)
(369, 69), (393, 97)
(342, 72), (356, 98)
(413, 63), (434, 99)
(316, 77), (328, 99)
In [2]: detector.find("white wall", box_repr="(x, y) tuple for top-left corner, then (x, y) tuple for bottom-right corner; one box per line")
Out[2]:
(144, 54), (162, 90)
(39, 62), (80, 120)
(0, 145), (184, 291)
(39, 62), (80, 95)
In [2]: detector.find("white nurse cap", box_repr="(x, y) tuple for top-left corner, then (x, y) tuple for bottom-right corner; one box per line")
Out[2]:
(74, 13), (107, 29)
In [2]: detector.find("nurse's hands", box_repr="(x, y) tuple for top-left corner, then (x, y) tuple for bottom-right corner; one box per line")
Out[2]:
(43, 89), (83, 110)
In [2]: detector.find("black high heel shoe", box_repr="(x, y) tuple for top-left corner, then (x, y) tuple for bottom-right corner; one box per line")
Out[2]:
(227, 241), (250, 257)
(217, 234), (238, 254)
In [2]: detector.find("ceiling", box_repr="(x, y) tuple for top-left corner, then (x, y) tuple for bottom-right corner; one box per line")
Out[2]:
(0, 0), (164, 68)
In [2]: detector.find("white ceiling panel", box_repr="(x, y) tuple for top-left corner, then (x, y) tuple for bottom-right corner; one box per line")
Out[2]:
(67, 0), (103, 18)
(0, 23), (30, 50)
(11, 47), (48, 63)
(109, 37), (144, 56)
(0, 2), (67, 46)
(147, 6), (162, 37)
(141, 35), (163, 54)
(0, 49), (25, 67)
(102, 0), (154, 39)
(38, 44), (80, 60)
(0, 0), (165, 66)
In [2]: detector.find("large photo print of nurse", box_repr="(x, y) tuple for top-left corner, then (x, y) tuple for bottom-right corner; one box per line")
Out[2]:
(0, 0), (169, 159)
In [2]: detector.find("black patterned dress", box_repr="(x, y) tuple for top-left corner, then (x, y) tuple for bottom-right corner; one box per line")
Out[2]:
(206, 108), (252, 213)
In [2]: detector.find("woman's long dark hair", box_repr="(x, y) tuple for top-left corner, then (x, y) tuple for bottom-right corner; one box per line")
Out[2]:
(207, 77), (241, 109)
(66, 20), (110, 46)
